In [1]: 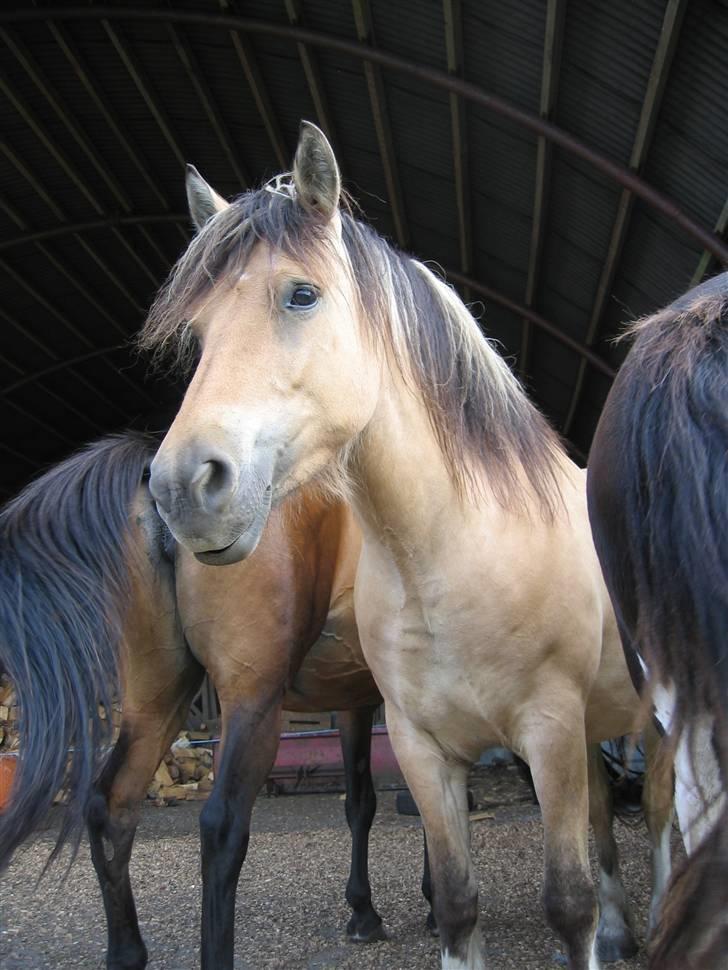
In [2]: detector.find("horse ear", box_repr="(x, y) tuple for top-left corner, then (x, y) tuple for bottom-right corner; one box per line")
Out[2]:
(292, 121), (341, 220)
(186, 164), (229, 231)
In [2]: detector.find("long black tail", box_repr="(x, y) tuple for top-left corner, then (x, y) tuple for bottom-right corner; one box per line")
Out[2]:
(588, 272), (728, 969)
(0, 433), (159, 870)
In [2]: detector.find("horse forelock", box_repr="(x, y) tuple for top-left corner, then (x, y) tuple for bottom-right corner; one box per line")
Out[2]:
(139, 181), (339, 372)
(141, 180), (564, 519)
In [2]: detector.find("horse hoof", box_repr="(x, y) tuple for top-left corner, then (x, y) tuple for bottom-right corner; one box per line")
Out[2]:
(346, 916), (387, 944)
(425, 911), (439, 937)
(596, 927), (639, 963)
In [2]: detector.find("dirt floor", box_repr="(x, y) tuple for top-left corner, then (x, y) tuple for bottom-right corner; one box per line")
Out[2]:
(0, 764), (678, 969)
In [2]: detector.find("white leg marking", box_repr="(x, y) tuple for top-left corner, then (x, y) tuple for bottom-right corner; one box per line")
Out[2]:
(441, 929), (486, 970)
(675, 717), (725, 855)
(588, 931), (601, 970)
(648, 816), (673, 934)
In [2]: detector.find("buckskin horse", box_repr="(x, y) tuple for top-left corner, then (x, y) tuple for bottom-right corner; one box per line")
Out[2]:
(139, 122), (674, 969)
(587, 273), (728, 970)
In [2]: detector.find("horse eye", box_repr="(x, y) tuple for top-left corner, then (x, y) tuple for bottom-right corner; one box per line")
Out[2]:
(287, 285), (318, 309)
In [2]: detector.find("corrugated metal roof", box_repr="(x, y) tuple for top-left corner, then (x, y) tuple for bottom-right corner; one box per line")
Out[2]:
(1, 0), (726, 492)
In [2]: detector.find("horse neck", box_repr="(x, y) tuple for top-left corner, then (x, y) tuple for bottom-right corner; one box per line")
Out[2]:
(347, 362), (576, 563)
(348, 366), (488, 554)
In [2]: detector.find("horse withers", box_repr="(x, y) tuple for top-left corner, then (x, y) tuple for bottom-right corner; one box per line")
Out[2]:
(587, 273), (728, 970)
(142, 121), (673, 970)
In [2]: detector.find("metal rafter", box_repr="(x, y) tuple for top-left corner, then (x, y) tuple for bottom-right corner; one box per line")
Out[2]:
(0, 225), (150, 419)
(48, 19), (177, 268)
(5, 4), (717, 264)
(0, 344), (107, 435)
(47, 20), (170, 212)
(561, 0), (689, 438)
(0, 214), (184, 251)
(2, 345), (126, 398)
(222, 0), (289, 170)
(167, 22), (250, 188)
(0, 149), (154, 404)
(519, 0), (566, 379)
(352, 0), (409, 250)
(443, 0), (471, 294)
(2, 208), (616, 377)
(0, 53), (159, 292)
(1, 27), (130, 209)
(284, 0), (341, 157)
(691, 197), (728, 286)
(446, 268), (615, 378)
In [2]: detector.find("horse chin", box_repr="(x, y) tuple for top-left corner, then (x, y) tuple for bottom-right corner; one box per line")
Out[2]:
(192, 486), (273, 566)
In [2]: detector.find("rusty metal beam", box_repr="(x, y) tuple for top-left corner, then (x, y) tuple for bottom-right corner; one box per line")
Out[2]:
(6, 6), (721, 264)
(561, 0), (688, 438)
(0, 214), (185, 251)
(47, 20), (170, 212)
(2, 345), (126, 399)
(2, 207), (616, 377)
(167, 22), (250, 188)
(445, 268), (615, 378)
(520, 0), (566, 379)
(0, 345), (108, 435)
(0, 255), (151, 413)
(284, 0), (340, 157)
(691, 196), (728, 287)
(223, 0), (289, 170)
(443, 0), (471, 296)
(352, 0), (409, 250)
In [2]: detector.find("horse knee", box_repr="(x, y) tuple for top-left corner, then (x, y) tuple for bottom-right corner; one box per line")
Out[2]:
(200, 794), (249, 863)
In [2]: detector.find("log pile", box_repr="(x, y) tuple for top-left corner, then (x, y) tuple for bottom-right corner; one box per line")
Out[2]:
(147, 732), (215, 806)
(0, 675), (18, 751)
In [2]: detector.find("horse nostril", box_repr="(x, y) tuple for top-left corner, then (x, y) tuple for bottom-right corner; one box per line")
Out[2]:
(191, 458), (236, 512)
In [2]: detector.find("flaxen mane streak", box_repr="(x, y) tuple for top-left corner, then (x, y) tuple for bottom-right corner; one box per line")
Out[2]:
(141, 179), (562, 517)
(587, 273), (728, 970)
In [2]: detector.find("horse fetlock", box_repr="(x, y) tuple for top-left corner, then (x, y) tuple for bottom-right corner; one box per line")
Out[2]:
(435, 881), (480, 962)
(106, 938), (148, 970)
(346, 907), (386, 944)
(426, 908), (440, 937)
(543, 866), (598, 967)
(595, 872), (637, 963)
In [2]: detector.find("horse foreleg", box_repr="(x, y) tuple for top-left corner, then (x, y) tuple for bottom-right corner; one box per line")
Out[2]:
(386, 706), (484, 970)
(642, 722), (674, 937)
(524, 712), (599, 970)
(586, 743), (638, 962)
(199, 690), (283, 970)
(337, 705), (386, 943)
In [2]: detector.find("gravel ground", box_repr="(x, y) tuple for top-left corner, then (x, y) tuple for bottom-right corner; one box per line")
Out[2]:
(0, 765), (679, 969)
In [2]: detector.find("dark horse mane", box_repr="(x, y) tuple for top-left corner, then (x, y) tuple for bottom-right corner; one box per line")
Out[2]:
(588, 271), (728, 969)
(0, 433), (159, 868)
(140, 179), (563, 518)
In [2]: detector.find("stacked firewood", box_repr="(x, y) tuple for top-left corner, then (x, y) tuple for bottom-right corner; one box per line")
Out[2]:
(0, 675), (18, 751)
(147, 732), (216, 805)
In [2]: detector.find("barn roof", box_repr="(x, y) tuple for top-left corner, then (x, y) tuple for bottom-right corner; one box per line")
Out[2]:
(1, 0), (727, 498)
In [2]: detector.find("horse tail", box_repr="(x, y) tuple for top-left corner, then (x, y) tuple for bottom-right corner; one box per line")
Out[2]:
(0, 432), (160, 871)
(588, 274), (728, 968)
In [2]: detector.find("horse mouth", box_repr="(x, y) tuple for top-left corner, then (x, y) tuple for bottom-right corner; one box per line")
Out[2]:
(192, 485), (273, 566)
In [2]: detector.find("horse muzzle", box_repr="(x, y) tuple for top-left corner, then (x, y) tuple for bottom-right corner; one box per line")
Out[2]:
(148, 443), (274, 565)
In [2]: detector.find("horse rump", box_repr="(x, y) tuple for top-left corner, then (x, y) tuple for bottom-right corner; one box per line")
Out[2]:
(0, 432), (159, 870)
(587, 273), (728, 970)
